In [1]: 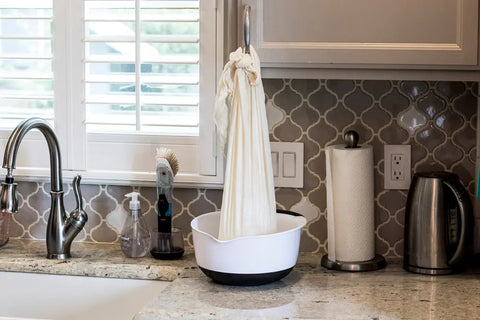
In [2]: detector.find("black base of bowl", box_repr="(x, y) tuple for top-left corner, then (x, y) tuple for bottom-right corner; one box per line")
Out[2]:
(199, 266), (294, 286)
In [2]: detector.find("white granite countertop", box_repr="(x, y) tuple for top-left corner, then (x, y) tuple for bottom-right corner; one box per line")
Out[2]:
(1, 239), (480, 320)
(0, 239), (189, 281)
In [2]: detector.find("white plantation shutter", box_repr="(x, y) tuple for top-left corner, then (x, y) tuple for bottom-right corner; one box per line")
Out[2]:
(0, 0), (54, 129)
(0, 0), (222, 186)
(84, 0), (201, 135)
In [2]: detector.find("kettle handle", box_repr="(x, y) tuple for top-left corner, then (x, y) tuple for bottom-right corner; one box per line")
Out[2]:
(442, 177), (473, 266)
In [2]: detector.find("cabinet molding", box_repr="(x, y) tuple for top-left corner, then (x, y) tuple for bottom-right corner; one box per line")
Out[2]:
(241, 0), (479, 67)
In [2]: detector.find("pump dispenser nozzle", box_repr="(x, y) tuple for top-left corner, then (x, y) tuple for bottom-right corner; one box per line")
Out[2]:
(125, 192), (140, 210)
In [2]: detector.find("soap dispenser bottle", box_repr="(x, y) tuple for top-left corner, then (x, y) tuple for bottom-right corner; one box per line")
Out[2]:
(121, 192), (151, 258)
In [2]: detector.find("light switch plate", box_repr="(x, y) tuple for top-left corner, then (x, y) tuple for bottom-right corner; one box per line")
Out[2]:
(271, 142), (304, 188)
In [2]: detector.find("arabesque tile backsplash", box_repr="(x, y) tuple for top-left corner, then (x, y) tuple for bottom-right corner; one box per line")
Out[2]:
(8, 80), (479, 258)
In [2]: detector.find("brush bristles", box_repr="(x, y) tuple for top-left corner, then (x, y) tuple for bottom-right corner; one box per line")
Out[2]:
(156, 147), (179, 176)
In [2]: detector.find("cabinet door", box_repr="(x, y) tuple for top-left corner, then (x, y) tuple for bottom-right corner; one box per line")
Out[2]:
(240, 0), (478, 66)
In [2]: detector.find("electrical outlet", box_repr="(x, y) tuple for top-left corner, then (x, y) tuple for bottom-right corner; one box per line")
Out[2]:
(391, 154), (405, 181)
(384, 145), (411, 190)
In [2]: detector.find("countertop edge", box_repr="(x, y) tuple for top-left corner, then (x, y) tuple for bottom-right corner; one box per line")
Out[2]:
(0, 239), (196, 281)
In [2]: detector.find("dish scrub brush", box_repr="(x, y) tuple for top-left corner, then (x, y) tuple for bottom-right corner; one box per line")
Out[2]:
(150, 147), (184, 260)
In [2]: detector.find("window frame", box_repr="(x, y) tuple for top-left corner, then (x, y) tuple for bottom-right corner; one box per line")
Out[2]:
(0, 0), (224, 188)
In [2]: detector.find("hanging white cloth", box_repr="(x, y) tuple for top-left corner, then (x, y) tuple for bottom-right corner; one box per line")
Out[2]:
(214, 46), (277, 241)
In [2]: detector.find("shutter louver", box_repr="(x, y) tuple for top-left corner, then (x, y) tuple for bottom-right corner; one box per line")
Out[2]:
(84, 0), (200, 135)
(0, 0), (54, 129)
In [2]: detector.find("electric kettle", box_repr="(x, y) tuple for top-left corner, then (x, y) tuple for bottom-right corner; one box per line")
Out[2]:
(403, 171), (473, 275)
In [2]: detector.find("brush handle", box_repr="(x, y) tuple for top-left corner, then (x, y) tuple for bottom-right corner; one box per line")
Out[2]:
(157, 193), (172, 233)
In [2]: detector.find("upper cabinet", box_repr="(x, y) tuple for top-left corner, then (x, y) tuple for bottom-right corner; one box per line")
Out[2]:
(238, 0), (480, 79)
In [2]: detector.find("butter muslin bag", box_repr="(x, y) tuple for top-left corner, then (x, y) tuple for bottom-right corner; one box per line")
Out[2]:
(214, 46), (276, 241)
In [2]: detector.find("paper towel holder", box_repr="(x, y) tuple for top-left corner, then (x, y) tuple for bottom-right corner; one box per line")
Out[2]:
(321, 130), (386, 272)
(321, 254), (386, 272)
(344, 130), (359, 148)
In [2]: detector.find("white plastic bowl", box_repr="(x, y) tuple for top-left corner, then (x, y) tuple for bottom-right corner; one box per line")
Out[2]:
(191, 210), (306, 285)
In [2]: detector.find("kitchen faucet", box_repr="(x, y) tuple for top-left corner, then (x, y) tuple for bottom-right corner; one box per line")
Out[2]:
(0, 117), (88, 259)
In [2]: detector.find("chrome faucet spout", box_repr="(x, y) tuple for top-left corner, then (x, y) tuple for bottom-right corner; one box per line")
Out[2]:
(0, 117), (87, 259)
(2, 117), (62, 191)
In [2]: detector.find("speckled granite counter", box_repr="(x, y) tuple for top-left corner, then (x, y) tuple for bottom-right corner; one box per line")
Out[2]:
(0, 239), (194, 281)
(136, 253), (480, 320)
(1, 239), (480, 320)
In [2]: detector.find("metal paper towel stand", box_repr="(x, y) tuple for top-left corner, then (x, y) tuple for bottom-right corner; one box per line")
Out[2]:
(321, 131), (386, 272)
(321, 254), (386, 272)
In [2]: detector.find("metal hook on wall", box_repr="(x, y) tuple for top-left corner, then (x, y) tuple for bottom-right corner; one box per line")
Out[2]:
(243, 5), (251, 54)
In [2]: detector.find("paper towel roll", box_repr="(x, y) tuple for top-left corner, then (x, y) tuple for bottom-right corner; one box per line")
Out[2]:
(326, 144), (375, 262)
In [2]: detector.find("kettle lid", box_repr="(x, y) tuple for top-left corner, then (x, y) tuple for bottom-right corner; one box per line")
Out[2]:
(414, 171), (458, 180)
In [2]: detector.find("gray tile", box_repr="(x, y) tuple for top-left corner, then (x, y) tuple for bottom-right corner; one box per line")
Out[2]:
(273, 83), (303, 114)
(91, 222), (118, 243)
(273, 118), (303, 142)
(416, 124), (447, 151)
(399, 81), (429, 101)
(379, 122), (410, 144)
(290, 102), (320, 129)
(417, 94), (447, 119)
(188, 194), (217, 216)
(308, 86), (337, 113)
(325, 103), (355, 129)
(380, 86), (409, 116)
(263, 79), (284, 99)
(290, 79), (320, 97)
(435, 82), (466, 102)
(362, 80), (392, 100)
(433, 141), (464, 168)
(325, 79), (356, 97)
(8, 79), (477, 258)
(344, 86), (374, 113)
(275, 188), (303, 210)
(362, 103), (391, 133)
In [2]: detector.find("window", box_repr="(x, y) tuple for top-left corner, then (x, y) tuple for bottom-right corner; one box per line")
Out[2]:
(84, 0), (200, 134)
(0, 0), (222, 187)
(0, 1), (54, 128)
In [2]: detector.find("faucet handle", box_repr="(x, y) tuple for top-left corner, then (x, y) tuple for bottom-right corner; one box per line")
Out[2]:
(68, 175), (88, 229)
(72, 175), (83, 211)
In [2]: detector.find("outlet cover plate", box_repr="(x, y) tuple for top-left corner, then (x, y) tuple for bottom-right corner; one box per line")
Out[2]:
(384, 144), (411, 190)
